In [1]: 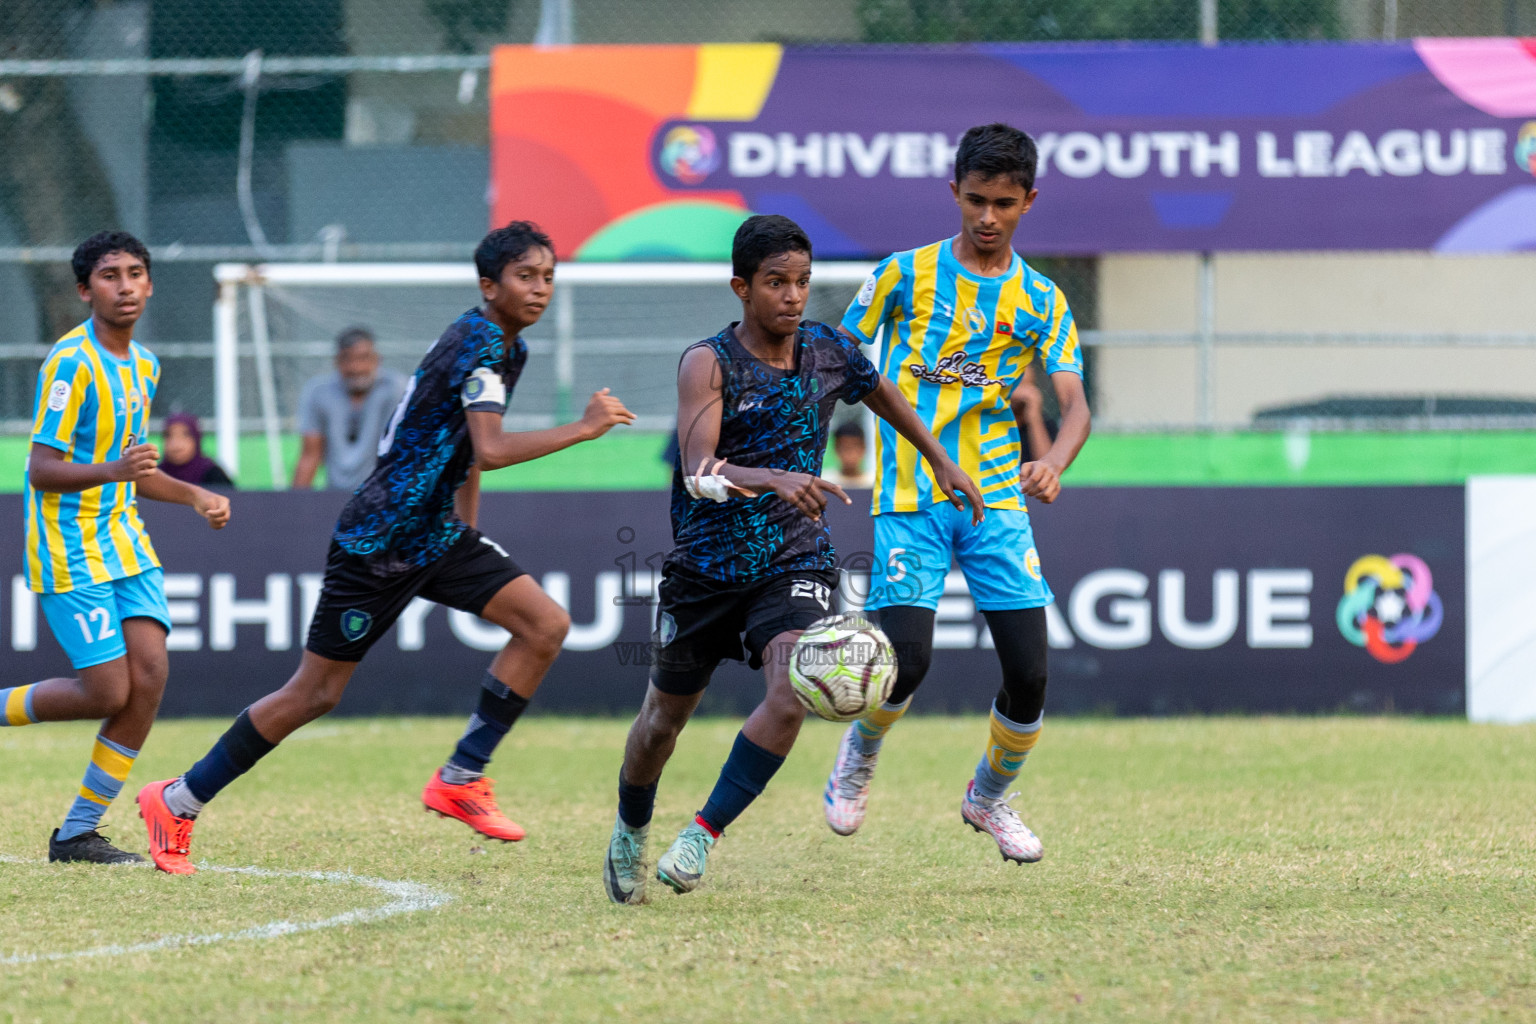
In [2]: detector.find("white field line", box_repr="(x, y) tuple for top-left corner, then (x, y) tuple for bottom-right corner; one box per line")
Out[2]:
(0, 857), (453, 966)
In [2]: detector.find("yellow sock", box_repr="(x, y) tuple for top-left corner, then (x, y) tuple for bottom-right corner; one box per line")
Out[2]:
(973, 707), (1042, 800)
(1, 684), (39, 726)
(852, 697), (911, 755)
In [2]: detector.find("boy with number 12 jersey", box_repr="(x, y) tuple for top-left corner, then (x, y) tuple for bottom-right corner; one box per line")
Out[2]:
(2, 231), (231, 866)
(825, 123), (1092, 864)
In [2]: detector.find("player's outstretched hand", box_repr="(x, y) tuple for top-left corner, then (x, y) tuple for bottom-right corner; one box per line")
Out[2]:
(579, 388), (636, 439)
(109, 442), (160, 483)
(769, 471), (851, 522)
(935, 460), (986, 525)
(1020, 460), (1063, 504)
(193, 488), (231, 530)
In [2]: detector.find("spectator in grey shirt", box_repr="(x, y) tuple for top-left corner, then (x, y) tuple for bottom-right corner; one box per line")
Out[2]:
(292, 327), (407, 492)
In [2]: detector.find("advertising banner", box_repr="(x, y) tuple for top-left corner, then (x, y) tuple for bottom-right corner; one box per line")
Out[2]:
(0, 487), (1463, 718)
(491, 40), (1536, 258)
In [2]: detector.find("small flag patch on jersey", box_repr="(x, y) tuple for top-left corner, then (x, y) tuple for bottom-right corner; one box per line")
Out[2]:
(998, 322), (1013, 335)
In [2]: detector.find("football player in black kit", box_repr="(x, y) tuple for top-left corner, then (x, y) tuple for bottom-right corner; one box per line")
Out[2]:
(602, 214), (985, 903)
(138, 222), (635, 874)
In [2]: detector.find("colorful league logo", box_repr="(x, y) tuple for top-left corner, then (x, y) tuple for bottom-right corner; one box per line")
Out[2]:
(1335, 554), (1442, 664)
(657, 125), (719, 185)
(1517, 122), (1536, 177)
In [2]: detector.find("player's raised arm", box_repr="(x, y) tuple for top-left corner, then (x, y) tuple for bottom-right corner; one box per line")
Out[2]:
(465, 387), (634, 472)
(27, 440), (158, 494)
(136, 468), (231, 529)
(677, 345), (846, 521)
(861, 376), (986, 524)
(1018, 371), (1091, 505)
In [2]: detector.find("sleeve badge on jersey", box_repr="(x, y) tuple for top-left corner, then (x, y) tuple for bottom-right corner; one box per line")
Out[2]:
(855, 273), (878, 307)
(461, 366), (507, 409)
(47, 380), (70, 412)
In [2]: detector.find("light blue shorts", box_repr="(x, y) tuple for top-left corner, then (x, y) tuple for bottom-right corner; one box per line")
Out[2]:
(866, 504), (1054, 612)
(39, 569), (170, 670)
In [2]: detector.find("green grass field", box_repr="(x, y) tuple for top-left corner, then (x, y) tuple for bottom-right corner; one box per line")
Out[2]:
(3, 716), (1534, 1023)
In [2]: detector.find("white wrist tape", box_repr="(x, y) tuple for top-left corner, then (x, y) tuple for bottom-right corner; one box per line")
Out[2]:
(686, 474), (735, 502)
(685, 457), (746, 503)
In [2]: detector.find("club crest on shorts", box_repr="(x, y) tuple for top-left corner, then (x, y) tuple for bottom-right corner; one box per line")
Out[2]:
(1024, 547), (1042, 581)
(657, 611), (678, 646)
(341, 608), (372, 641)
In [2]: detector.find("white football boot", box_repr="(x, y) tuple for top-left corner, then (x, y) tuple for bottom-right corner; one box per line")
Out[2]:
(961, 779), (1043, 864)
(823, 724), (878, 836)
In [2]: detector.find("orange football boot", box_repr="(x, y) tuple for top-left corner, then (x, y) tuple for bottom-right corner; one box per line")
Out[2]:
(421, 769), (526, 842)
(136, 778), (197, 875)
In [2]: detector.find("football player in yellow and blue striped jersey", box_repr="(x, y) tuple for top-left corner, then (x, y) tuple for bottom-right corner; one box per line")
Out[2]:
(1, 232), (231, 865)
(824, 124), (1092, 864)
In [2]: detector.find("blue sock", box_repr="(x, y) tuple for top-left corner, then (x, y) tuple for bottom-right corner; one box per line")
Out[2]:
(183, 709), (277, 805)
(446, 672), (529, 778)
(971, 705), (1043, 802)
(698, 732), (785, 836)
(617, 770), (658, 829)
(57, 735), (138, 841)
(1, 683), (39, 726)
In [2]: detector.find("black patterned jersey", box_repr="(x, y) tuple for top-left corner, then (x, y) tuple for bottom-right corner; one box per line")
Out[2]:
(333, 308), (525, 574)
(668, 320), (881, 583)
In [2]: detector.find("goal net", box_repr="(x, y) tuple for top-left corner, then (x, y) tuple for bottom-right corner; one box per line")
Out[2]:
(211, 261), (877, 483)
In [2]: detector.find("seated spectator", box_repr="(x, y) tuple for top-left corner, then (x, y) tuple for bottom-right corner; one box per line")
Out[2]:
(159, 413), (233, 488)
(825, 420), (873, 488)
(292, 326), (406, 492)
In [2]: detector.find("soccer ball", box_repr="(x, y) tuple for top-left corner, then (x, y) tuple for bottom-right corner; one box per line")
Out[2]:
(787, 614), (897, 722)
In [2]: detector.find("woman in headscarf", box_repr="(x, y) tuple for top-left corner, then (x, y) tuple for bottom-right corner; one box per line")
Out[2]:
(159, 413), (234, 488)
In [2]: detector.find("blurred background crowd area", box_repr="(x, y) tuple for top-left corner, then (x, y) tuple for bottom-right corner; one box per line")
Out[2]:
(2, 0), (1534, 484)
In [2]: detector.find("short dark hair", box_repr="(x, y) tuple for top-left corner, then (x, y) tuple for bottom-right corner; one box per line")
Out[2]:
(833, 421), (865, 443)
(954, 123), (1038, 193)
(732, 214), (812, 283)
(335, 326), (375, 354)
(475, 221), (555, 282)
(72, 231), (151, 286)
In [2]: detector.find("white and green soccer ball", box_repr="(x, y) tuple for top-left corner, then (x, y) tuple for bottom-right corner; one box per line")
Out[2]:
(787, 614), (897, 722)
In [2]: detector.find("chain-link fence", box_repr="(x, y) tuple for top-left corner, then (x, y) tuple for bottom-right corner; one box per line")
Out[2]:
(2, 0), (1534, 447)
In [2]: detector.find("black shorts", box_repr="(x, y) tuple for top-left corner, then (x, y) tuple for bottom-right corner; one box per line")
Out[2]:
(305, 529), (525, 662)
(652, 565), (840, 696)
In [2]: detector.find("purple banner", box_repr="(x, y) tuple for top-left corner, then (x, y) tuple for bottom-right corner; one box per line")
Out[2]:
(0, 487), (1464, 717)
(646, 41), (1536, 254)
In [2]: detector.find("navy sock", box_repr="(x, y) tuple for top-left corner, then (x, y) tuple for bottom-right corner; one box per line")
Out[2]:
(447, 672), (529, 775)
(183, 709), (277, 805)
(698, 732), (785, 836)
(617, 770), (658, 829)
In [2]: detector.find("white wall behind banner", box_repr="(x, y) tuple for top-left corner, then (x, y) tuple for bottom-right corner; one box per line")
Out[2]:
(1466, 476), (1536, 723)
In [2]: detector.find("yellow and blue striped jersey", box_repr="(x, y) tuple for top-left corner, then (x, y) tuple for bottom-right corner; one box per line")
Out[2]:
(25, 320), (161, 593)
(841, 238), (1082, 515)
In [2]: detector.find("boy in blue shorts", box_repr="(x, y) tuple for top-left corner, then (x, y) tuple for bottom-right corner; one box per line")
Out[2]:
(822, 123), (1092, 863)
(1, 231), (231, 864)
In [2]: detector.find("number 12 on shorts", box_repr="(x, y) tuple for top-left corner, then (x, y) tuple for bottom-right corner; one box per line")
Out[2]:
(73, 607), (117, 644)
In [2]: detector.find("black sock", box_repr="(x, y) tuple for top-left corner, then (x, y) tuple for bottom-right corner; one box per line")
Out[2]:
(183, 709), (277, 804)
(617, 770), (658, 829)
(697, 732), (785, 836)
(447, 671), (529, 775)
